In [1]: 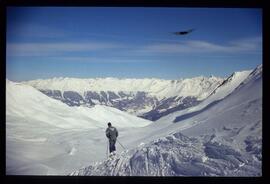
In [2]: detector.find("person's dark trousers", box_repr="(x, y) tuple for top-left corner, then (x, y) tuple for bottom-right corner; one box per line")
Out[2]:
(109, 139), (116, 153)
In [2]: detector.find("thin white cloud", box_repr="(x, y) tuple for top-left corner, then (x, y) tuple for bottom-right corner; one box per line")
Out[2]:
(7, 36), (262, 58)
(135, 36), (262, 55)
(228, 36), (262, 51)
(8, 23), (68, 39)
(6, 42), (123, 57)
(44, 56), (159, 63)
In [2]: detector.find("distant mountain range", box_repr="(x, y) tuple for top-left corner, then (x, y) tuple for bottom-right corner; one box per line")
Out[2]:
(21, 72), (251, 121)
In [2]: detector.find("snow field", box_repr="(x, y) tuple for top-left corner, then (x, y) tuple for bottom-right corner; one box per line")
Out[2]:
(6, 65), (262, 176)
(70, 65), (262, 176)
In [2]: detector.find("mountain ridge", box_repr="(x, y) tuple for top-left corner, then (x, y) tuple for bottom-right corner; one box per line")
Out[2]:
(70, 65), (262, 176)
(13, 70), (252, 121)
(21, 76), (224, 99)
(25, 77), (222, 120)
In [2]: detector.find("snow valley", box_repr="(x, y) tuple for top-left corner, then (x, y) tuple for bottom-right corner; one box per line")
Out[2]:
(6, 65), (262, 176)
(22, 75), (224, 120)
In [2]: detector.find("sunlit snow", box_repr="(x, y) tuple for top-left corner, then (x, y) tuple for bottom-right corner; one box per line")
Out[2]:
(6, 65), (262, 176)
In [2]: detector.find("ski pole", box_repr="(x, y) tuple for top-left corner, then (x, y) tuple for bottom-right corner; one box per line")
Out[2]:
(116, 139), (126, 150)
(106, 140), (109, 158)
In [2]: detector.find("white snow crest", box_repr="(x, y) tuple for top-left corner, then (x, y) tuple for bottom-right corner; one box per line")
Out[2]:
(70, 132), (261, 176)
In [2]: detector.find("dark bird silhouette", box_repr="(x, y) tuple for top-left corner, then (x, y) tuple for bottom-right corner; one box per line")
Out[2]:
(173, 29), (195, 35)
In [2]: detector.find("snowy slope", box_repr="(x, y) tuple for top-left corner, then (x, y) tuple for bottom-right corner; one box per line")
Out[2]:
(70, 65), (262, 176)
(6, 80), (151, 129)
(115, 69), (253, 141)
(71, 132), (261, 176)
(75, 105), (151, 128)
(154, 70), (252, 126)
(6, 65), (262, 176)
(6, 80), (152, 175)
(7, 80), (99, 129)
(180, 64), (262, 140)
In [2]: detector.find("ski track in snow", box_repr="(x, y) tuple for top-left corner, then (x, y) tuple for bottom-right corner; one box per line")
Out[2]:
(6, 65), (262, 176)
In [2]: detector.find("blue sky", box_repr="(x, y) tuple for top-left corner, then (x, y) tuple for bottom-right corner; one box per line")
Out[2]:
(6, 7), (262, 81)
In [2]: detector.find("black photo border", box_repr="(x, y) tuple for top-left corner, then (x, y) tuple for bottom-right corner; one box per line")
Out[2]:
(1, 0), (268, 184)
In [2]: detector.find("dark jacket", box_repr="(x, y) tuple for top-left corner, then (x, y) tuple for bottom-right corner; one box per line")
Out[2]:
(106, 126), (118, 140)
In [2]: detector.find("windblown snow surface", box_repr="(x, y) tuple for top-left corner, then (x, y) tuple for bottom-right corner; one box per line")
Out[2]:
(6, 65), (262, 176)
(6, 81), (151, 175)
(70, 65), (262, 176)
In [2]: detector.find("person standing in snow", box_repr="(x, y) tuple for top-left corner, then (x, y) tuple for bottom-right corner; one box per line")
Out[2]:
(106, 122), (118, 154)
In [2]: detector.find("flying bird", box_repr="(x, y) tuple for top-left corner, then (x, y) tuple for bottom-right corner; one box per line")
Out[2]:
(173, 29), (195, 35)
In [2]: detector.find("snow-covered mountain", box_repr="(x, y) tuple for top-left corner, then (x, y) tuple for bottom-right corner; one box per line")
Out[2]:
(6, 80), (152, 174)
(6, 80), (151, 129)
(6, 65), (262, 176)
(155, 70), (252, 125)
(22, 76), (224, 120)
(70, 65), (262, 176)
